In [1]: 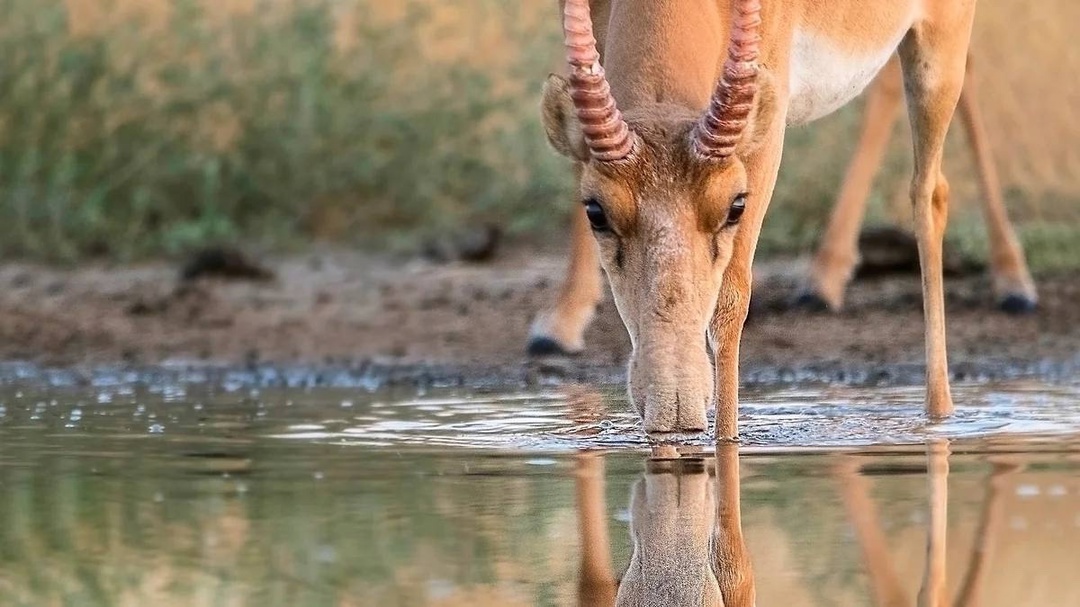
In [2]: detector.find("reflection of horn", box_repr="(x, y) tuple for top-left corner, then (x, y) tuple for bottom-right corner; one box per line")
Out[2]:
(575, 452), (617, 607)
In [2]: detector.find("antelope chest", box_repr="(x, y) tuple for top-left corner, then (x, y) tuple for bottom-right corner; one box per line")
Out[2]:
(786, 30), (902, 125)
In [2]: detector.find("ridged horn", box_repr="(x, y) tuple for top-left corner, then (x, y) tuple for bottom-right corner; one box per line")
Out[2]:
(563, 0), (635, 162)
(692, 0), (762, 160)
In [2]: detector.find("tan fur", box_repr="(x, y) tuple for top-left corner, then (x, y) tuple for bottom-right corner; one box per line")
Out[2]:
(807, 56), (1036, 311)
(536, 0), (981, 435)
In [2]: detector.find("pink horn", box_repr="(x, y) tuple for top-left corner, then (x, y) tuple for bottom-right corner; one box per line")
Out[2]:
(692, 0), (763, 160)
(563, 0), (635, 162)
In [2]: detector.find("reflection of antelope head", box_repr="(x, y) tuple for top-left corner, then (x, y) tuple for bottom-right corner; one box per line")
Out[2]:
(576, 445), (755, 607)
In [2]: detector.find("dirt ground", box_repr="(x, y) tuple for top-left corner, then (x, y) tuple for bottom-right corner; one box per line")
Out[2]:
(0, 247), (1077, 385)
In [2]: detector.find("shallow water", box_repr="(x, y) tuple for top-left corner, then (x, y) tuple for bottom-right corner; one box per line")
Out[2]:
(2, 378), (1080, 605)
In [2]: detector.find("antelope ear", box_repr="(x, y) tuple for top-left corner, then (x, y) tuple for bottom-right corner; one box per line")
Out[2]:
(541, 74), (589, 161)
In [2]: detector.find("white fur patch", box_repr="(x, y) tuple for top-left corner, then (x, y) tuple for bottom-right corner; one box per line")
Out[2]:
(787, 29), (906, 125)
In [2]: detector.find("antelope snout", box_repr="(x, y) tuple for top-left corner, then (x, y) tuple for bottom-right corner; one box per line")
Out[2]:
(629, 338), (714, 434)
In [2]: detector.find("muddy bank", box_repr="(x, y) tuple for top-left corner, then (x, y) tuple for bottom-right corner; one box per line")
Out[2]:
(0, 248), (1077, 387)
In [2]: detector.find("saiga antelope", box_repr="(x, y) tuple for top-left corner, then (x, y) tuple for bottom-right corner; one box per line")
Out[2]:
(533, 0), (987, 437)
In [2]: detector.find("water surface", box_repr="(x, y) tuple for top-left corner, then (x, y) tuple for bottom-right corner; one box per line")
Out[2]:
(1, 378), (1079, 605)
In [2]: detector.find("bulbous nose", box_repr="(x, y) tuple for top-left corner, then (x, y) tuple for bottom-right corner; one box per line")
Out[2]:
(629, 339), (714, 433)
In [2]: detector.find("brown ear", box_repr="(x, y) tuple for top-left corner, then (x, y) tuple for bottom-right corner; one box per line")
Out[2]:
(541, 74), (589, 161)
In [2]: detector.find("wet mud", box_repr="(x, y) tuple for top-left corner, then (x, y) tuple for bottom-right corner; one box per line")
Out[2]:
(0, 248), (1077, 389)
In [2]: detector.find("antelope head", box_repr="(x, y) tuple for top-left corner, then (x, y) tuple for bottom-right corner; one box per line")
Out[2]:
(541, 0), (770, 433)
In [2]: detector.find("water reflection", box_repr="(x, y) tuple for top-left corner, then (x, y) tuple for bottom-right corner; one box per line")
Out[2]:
(834, 441), (1017, 607)
(2, 383), (1080, 604)
(576, 445), (755, 606)
(574, 439), (1040, 607)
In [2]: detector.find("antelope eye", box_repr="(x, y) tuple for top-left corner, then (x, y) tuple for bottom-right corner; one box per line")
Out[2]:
(726, 193), (748, 226)
(584, 198), (611, 232)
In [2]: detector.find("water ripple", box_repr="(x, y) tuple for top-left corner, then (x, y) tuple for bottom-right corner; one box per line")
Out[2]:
(262, 381), (1080, 451)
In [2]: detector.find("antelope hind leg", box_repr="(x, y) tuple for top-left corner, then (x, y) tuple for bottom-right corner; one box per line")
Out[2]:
(957, 58), (1038, 314)
(527, 166), (604, 356)
(798, 57), (904, 312)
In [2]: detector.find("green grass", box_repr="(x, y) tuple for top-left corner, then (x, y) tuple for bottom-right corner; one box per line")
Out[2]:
(0, 0), (1077, 269)
(0, 0), (570, 261)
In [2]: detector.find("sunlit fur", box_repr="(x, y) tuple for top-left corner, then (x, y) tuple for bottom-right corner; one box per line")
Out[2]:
(543, 76), (762, 432)
(805, 56), (1037, 313)
(540, 0), (982, 437)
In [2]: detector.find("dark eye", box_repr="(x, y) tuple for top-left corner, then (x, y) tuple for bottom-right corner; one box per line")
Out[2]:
(726, 193), (748, 226)
(584, 198), (611, 232)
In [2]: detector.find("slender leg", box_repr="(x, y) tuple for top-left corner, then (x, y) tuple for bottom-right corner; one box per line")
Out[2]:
(918, 439), (951, 607)
(800, 57), (905, 311)
(834, 457), (910, 607)
(711, 122), (787, 440)
(575, 453), (617, 607)
(957, 59), (1038, 313)
(711, 271), (751, 442)
(528, 165), (604, 355)
(898, 9), (977, 419)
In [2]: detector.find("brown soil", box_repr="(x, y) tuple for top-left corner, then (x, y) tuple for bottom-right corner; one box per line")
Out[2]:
(0, 248), (1077, 384)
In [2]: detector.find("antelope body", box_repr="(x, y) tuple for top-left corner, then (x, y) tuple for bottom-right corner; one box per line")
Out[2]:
(536, 0), (983, 437)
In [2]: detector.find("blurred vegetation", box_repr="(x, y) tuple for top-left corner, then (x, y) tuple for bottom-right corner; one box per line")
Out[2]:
(0, 0), (1077, 268)
(0, 0), (568, 261)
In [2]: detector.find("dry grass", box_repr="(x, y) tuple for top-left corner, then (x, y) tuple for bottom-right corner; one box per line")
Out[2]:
(0, 0), (1077, 267)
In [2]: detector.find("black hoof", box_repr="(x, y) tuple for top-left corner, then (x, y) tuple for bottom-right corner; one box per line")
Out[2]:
(998, 294), (1037, 315)
(790, 290), (831, 312)
(526, 336), (574, 357)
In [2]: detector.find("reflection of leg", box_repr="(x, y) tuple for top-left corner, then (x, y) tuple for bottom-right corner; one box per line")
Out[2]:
(563, 385), (609, 425)
(834, 457), (909, 607)
(956, 59), (1038, 313)
(918, 439), (951, 607)
(713, 444), (756, 606)
(575, 453), (616, 607)
(954, 457), (1021, 607)
(528, 166), (603, 356)
(803, 58), (904, 311)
